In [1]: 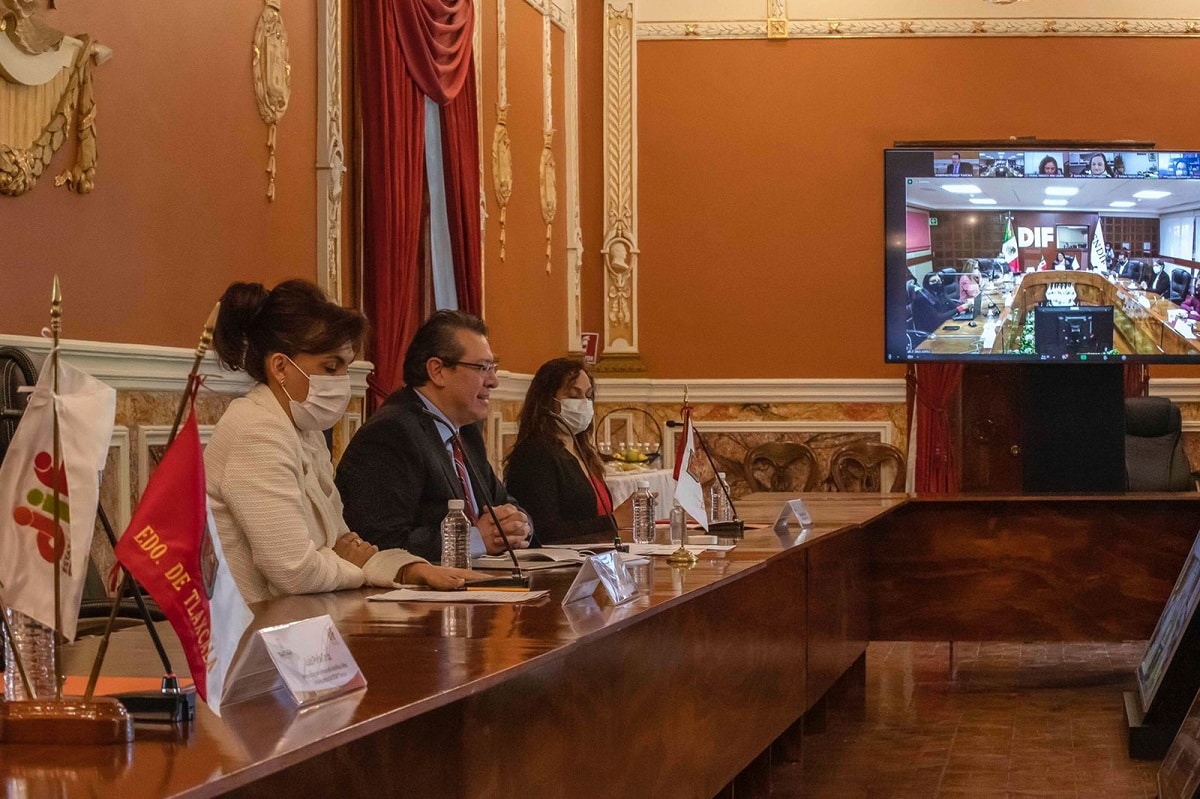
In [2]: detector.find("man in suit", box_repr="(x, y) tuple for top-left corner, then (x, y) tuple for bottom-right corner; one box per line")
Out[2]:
(946, 152), (974, 176)
(337, 310), (531, 562)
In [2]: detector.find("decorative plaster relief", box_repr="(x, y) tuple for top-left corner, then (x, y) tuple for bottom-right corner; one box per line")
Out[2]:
(252, 0), (291, 201)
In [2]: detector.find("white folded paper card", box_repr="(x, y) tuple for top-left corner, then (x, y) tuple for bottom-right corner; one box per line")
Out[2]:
(221, 614), (366, 708)
(562, 550), (640, 606)
(774, 498), (813, 532)
(368, 588), (550, 603)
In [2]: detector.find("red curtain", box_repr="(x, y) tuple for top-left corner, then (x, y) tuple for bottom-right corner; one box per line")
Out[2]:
(392, 0), (474, 103)
(357, 0), (479, 406)
(440, 66), (482, 315)
(914, 363), (963, 494)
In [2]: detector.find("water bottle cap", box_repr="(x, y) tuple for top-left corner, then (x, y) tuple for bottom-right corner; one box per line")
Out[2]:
(448, 499), (465, 510)
(636, 479), (650, 488)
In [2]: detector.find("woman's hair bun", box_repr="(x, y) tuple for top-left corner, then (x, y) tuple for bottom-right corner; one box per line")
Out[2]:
(212, 282), (269, 371)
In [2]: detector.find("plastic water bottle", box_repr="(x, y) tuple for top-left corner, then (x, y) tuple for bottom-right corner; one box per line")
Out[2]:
(4, 608), (56, 700)
(631, 480), (656, 544)
(709, 472), (733, 524)
(440, 499), (472, 569)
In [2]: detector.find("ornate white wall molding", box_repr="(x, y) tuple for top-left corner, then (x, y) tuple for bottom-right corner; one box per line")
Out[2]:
(564, 0), (583, 353)
(635, 0), (1200, 39)
(494, 370), (908, 405)
(316, 0), (345, 303)
(137, 424), (216, 498)
(0, 334), (373, 396)
(660, 419), (896, 474)
(600, 2), (641, 368)
(539, 11), (557, 274)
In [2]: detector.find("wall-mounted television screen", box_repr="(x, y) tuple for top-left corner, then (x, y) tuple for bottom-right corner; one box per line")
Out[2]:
(885, 148), (1200, 363)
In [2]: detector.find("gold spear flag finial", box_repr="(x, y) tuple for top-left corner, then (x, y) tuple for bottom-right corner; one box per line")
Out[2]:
(50, 275), (62, 337)
(168, 301), (221, 446)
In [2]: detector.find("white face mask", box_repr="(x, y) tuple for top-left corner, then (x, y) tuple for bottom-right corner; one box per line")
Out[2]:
(556, 398), (594, 435)
(279, 355), (351, 432)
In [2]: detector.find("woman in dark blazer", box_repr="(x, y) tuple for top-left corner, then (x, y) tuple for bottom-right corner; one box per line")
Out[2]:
(504, 358), (618, 546)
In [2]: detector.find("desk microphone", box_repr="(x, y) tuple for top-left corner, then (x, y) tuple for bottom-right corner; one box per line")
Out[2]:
(419, 407), (528, 587)
(665, 420), (745, 538)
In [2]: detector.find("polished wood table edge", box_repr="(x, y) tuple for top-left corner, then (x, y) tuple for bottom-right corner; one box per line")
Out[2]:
(907, 492), (1200, 503)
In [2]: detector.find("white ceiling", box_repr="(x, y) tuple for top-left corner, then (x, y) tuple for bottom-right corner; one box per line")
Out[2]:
(906, 177), (1200, 216)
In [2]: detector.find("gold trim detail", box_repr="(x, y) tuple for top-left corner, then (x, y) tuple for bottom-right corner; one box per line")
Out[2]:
(0, 35), (94, 196)
(637, 17), (1200, 39)
(252, 0), (290, 202)
(492, 0), (512, 262)
(603, 3), (638, 356)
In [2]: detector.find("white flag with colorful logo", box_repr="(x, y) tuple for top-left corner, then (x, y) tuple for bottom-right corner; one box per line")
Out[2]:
(1091, 219), (1109, 272)
(0, 354), (115, 641)
(1001, 218), (1020, 273)
(672, 408), (709, 531)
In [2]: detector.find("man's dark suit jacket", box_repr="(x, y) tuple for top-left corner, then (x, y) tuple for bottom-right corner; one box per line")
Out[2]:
(336, 386), (522, 562)
(945, 162), (974, 176)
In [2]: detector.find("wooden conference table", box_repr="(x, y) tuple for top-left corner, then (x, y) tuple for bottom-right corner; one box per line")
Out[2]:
(5, 493), (1200, 798)
(918, 271), (1200, 357)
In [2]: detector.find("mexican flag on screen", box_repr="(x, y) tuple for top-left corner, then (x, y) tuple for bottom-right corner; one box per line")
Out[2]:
(1001, 218), (1020, 273)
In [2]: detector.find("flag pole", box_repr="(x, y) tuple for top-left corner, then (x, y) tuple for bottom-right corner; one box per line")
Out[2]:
(83, 302), (219, 700)
(50, 275), (64, 700)
(168, 302), (219, 446)
(667, 387), (697, 566)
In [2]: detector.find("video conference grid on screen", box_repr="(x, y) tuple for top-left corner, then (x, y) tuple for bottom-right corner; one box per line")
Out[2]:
(884, 148), (1200, 364)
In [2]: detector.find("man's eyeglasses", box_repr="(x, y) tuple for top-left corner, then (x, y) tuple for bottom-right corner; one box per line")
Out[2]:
(440, 358), (500, 375)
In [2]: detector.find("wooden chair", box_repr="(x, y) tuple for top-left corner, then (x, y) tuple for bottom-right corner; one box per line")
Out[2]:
(829, 442), (907, 493)
(743, 442), (819, 493)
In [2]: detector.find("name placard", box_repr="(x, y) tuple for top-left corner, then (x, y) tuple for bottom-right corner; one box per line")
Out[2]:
(562, 550), (640, 606)
(222, 614), (366, 708)
(774, 498), (813, 533)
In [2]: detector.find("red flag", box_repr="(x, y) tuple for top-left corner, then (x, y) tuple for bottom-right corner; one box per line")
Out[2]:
(114, 412), (241, 704)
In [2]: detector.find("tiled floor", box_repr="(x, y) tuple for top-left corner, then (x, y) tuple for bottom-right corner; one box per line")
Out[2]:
(771, 642), (1161, 798)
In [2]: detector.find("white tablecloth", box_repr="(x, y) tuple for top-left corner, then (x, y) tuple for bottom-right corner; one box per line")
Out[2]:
(604, 467), (676, 510)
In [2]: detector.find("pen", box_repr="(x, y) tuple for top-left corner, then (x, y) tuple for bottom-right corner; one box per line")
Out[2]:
(466, 586), (530, 593)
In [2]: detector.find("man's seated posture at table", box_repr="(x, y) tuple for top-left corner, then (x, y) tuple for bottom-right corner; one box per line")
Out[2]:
(337, 310), (532, 562)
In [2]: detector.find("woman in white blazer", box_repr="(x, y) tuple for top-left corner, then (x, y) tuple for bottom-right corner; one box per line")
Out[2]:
(205, 279), (476, 603)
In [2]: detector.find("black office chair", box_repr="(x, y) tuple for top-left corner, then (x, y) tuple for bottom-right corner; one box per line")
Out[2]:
(1169, 268), (1193, 303)
(1125, 397), (1194, 492)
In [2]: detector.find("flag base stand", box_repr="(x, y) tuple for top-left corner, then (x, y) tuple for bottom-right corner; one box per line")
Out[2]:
(666, 545), (698, 566)
(710, 519), (745, 539)
(112, 675), (196, 724)
(0, 696), (134, 744)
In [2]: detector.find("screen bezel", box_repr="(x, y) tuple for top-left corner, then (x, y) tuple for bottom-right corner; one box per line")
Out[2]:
(884, 146), (1200, 365)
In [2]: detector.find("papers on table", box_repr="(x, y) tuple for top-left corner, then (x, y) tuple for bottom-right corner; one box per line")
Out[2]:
(473, 547), (588, 571)
(626, 543), (735, 556)
(368, 589), (550, 603)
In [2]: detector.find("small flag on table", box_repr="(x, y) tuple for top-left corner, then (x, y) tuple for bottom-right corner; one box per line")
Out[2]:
(672, 407), (709, 531)
(0, 356), (114, 641)
(114, 410), (251, 715)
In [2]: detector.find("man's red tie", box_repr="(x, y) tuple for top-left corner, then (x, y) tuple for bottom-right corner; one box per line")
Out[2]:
(450, 435), (480, 524)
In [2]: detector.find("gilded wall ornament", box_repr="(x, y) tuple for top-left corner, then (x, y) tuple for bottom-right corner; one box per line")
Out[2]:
(0, 32), (102, 197)
(539, 12), (556, 273)
(492, 0), (512, 261)
(252, 0), (291, 202)
(539, 131), (557, 273)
